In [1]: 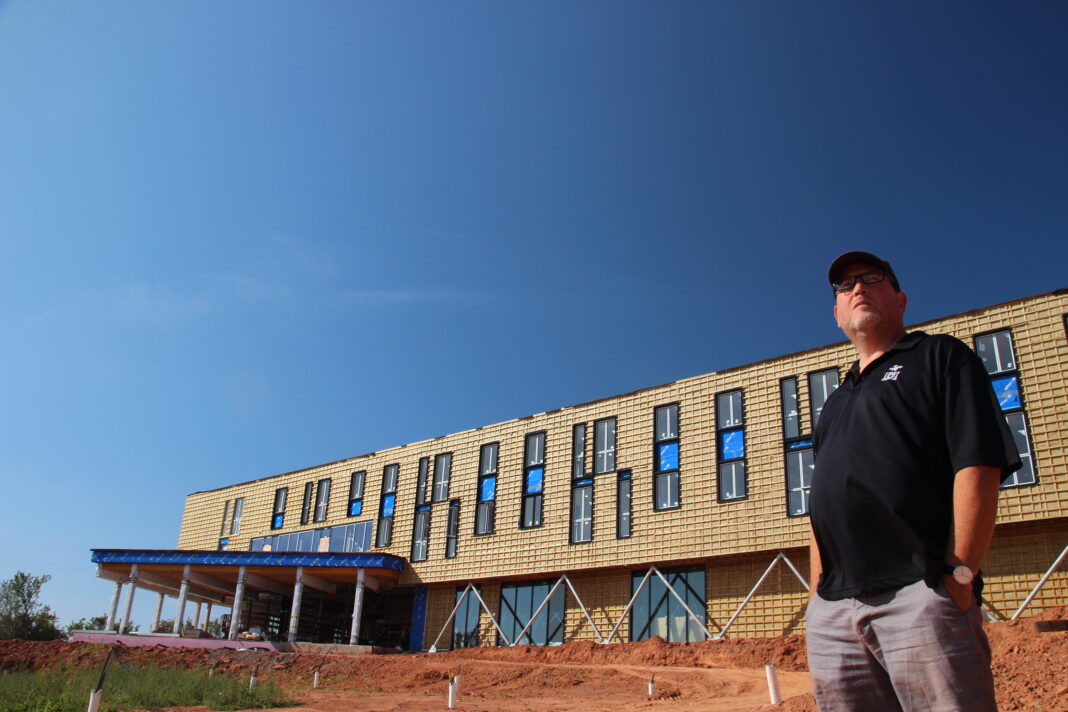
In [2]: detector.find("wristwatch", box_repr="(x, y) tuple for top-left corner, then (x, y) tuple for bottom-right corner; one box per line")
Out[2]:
(944, 564), (974, 585)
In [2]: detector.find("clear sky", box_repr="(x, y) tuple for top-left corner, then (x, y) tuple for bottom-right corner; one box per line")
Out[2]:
(1, 2), (1065, 629)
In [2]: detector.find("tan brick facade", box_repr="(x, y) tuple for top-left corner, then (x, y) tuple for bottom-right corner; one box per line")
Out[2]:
(178, 290), (1068, 645)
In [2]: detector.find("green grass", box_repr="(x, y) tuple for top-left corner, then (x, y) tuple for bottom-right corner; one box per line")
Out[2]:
(0, 663), (295, 712)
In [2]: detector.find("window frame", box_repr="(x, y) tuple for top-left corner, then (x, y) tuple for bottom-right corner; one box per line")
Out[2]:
(520, 431), (546, 529)
(411, 506), (431, 562)
(617, 469), (633, 539)
(593, 417), (617, 475)
(313, 479), (331, 523)
(571, 424), (587, 479)
(300, 482), (314, 525)
(432, 452), (453, 502)
(715, 389), (747, 503)
(974, 328), (1038, 489)
(348, 470), (366, 517)
(229, 497), (244, 535)
(375, 463), (399, 547)
(271, 487), (288, 529)
(415, 457), (430, 506)
(569, 481), (593, 544)
(807, 367), (840, 429)
(653, 403), (681, 511)
(475, 442), (499, 536)
(445, 499), (460, 558)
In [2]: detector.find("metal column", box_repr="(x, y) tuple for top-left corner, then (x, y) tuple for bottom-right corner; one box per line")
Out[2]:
(173, 564), (190, 634)
(193, 601), (203, 629)
(227, 566), (247, 641)
(105, 582), (123, 631)
(349, 568), (366, 645)
(287, 567), (305, 643)
(118, 565), (139, 634)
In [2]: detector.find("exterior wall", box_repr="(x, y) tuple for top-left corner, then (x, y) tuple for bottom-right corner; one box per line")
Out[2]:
(178, 290), (1068, 640)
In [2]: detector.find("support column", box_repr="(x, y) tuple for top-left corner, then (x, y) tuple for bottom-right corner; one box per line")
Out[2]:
(287, 567), (305, 643)
(227, 566), (246, 641)
(194, 601), (203, 629)
(205, 602), (213, 633)
(349, 568), (366, 645)
(173, 565), (190, 634)
(118, 564), (139, 634)
(151, 593), (165, 633)
(105, 582), (123, 631)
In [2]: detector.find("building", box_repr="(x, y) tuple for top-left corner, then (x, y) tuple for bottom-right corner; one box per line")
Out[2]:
(95, 289), (1068, 649)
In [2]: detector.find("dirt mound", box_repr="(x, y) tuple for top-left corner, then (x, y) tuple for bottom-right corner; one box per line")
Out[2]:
(1, 607), (1064, 711)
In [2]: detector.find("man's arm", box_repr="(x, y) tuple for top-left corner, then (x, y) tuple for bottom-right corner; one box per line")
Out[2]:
(808, 528), (822, 600)
(944, 465), (1002, 611)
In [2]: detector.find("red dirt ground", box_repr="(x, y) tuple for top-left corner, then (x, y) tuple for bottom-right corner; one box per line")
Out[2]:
(2, 606), (1065, 711)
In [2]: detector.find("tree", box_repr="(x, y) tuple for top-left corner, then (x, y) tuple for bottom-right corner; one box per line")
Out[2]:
(66, 614), (109, 634)
(0, 571), (64, 641)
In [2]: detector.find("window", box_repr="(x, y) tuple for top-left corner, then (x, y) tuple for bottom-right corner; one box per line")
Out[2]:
(433, 452), (453, 502)
(617, 469), (632, 538)
(975, 330), (1037, 488)
(271, 488), (287, 529)
(630, 565), (706, 643)
(593, 417), (616, 474)
(229, 497), (244, 535)
(572, 424), (586, 478)
(445, 500), (460, 558)
(475, 442), (498, 536)
(498, 580), (565, 646)
(416, 457), (430, 506)
(411, 507), (431, 562)
(348, 471), (366, 517)
(570, 482), (593, 543)
(781, 376), (815, 516)
(808, 368), (839, 427)
(653, 404), (680, 510)
(376, 464), (399, 547)
(300, 482), (314, 525)
(251, 521), (373, 553)
(219, 500), (231, 538)
(521, 432), (546, 529)
(313, 479), (331, 522)
(453, 586), (481, 648)
(716, 390), (747, 501)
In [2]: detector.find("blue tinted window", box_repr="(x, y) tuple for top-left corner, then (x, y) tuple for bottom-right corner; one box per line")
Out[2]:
(992, 375), (1020, 410)
(720, 430), (745, 460)
(787, 438), (814, 450)
(250, 538), (265, 551)
(296, 530), (317, 551)
(526, 467), (544, 493)
(348, 500), (363, 516)
(657, 442), (679, 472)
(382, 493), (396, 517)
(481, 476), (497, 501)
(272, 514), (284, 529)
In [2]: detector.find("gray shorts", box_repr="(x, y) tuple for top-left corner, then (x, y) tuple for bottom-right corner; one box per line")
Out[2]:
(805, 579), (997, 712)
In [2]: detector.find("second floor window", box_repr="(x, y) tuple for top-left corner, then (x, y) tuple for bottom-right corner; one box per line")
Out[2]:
(808, 368), (839, 428)
(376, 464), (399, 547)
(433, 452), (453, 502)
(475, 442), (498, 535)
(716, 390), (746, 501)
(271, 488), (287, 529)
(300, 482), (314, 525)
(593, 417), (616, 474)
(975, 329), (1037, 488)
(521, 432), (546, 529)
(411, 507), (431, 562)
(348, 471), (366, 517)
(781, 376), (814, 516)
(313, 479), (331, 522)
(445, 500), (460, 558)
(654, 404), (680, 510)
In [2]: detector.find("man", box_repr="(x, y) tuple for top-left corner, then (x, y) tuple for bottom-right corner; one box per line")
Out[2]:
(806, 251), (1021, 712)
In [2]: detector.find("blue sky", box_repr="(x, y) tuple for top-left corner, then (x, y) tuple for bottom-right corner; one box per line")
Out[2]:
(1, 2), (1065, 628)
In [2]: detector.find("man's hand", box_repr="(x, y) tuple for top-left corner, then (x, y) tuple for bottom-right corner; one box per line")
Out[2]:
(943, 575), (974, 612)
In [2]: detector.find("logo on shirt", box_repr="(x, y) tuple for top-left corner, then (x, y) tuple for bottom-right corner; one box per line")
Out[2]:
(882, 364), (903, 382)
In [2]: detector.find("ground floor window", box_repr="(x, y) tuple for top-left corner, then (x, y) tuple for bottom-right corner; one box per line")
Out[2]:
(452, 586), (481, 649)
(498, 579), (565, 646)
(630, 565), (706, 643)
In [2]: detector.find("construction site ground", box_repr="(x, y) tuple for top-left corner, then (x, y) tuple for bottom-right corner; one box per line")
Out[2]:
(2, 605), (1065, 712)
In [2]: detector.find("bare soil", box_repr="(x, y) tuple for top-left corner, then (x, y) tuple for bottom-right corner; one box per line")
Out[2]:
(3, 606), (1066, 711)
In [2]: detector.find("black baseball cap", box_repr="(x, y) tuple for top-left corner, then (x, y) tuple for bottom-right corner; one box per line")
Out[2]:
(827, 251), (901, 292)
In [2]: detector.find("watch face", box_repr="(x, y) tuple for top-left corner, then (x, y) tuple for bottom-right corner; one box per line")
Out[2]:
(953, 566), (973, 584)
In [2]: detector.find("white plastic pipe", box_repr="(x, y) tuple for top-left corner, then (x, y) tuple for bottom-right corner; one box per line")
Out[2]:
(447, 677), (456, 709)
(765, 664), (782, 704)
(313, 670), (320, 689)
(648, 676), (655, 697)
(87, 689), (102, 712)
(249, 674), (257, 692)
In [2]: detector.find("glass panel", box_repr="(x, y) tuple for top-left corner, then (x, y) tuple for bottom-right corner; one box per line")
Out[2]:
(301, 483), (313, 524)
(1003, 412), (1036, 487)
(480, 443), (498, 475)
(786, 448), (814, 515)
(433, 453), (452, 501)
(376, 516), (392, 547)
(230, 498), (244, 535)
(416, 458), (429, 505)
(476, 500), (495, 534)
(498, 586), (517, 646)
(273, 488), (288, 514)
(719, 461), (746, 500)
(720, 430), (745, 460)
(809, 370), (839, 427)
(381, 493), (395, 517)
(446, 502), (459, 559)
(631, 572), (650, 640)
(657, 442), (679, 472)
(655, 404), (678, 441)
(523, 495), (543, 528)
(546, 586), (565, 644)
(617, 477), (632, 538)
(977, 331), (1016, 374)
(219, 500), (230, 537)
(515, 585), (533, 643)
(655, 472), (679, 509)
(296, 529), (316, 552)
(348, 500), (362, 517)
(314, 480), (330, 521)
(525, 433), (545, 466)
(480, 475), (497, 501)
(716, 391), (743, 428)
(781, 378), (800, 439)
(383, 465), (399, 492)
(594, 418), (616, 473)
(991, 375), (1021, 411)
(526, 466), (544, 493)
(349, 471), (365, 500)
(572, 424), (586, 478)
(530, 583), (549, 646)
(272, 514), (284, 529)
(571, 485), (592, 543)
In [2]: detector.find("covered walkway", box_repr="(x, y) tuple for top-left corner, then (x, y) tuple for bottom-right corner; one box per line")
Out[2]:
(90, 549), (405, 645)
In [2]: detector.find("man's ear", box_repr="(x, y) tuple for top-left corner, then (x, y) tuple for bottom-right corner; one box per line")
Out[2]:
(897, 290), (908, 315)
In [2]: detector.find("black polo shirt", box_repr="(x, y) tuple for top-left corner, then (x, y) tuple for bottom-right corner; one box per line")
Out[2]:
(810, 331), (1021, 600)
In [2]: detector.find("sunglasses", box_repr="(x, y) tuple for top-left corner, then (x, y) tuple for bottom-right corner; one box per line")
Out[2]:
(832, 268), (888, 294)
